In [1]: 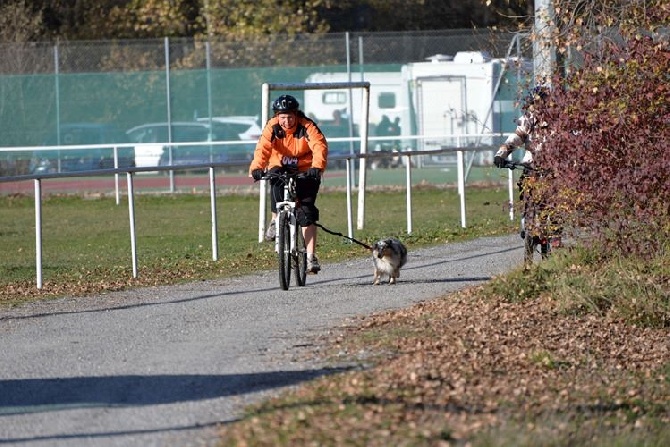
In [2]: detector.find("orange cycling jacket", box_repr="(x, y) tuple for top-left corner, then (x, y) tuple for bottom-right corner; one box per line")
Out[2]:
(248, 114), (328, 174)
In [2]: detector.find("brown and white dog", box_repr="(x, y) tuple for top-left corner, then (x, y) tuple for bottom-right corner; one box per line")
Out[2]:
(371, 238), (408, 285)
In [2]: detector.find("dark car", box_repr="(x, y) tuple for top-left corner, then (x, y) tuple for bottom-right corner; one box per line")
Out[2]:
(30, 123), (135, 174)
(317, 120), (359, 170)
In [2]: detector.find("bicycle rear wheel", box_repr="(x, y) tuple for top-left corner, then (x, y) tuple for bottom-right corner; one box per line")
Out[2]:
(524, 232), (536, 269)
(295, 224), (307, 286)
(278, 211), (292, 290)
(540, 237), (551, 259)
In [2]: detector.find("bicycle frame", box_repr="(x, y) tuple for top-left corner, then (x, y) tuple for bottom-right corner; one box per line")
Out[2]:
(274, 179), (297, 254)
(504, 161), (562, 268)
(263, 171), (307, 290)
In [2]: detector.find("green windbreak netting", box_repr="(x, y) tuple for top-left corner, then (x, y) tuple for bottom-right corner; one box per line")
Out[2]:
(0, 63), (525, 176)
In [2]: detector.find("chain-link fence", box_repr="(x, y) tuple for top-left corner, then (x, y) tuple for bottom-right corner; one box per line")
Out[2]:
(0, 29), (534, 177)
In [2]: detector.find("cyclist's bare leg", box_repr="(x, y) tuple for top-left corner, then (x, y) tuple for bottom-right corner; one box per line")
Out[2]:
(265, 212), (278, 241)
(303, 224), (321, 272)
(303, 224), (317, 254)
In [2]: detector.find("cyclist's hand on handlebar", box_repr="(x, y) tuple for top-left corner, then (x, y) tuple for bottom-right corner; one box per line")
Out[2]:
(251, 169), (264, 181)
(306, 167), (321, 179)
(494, 156), (507, 168)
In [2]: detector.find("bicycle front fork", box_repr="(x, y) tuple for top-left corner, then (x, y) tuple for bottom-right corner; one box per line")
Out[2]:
(274, 203), (297, 254)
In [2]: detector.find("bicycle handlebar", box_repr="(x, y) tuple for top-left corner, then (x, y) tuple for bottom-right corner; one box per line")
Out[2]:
(258, 171), (309, 181)
(501, 161), (556, 178)
(502, 160), (533, 171)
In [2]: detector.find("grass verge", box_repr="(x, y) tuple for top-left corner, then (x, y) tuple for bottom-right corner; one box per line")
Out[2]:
(0, 185), (515, 306)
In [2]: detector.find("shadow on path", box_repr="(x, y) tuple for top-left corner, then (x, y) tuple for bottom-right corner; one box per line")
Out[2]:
(0, 367), (348, 417)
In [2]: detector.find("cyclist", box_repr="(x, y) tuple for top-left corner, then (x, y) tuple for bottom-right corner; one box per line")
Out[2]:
(249, 94), (329, 274)
(493, 85), (561, 247)
(493, 85), (549, 169)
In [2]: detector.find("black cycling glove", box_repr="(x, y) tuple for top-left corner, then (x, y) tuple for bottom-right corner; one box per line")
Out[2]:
(306, 167), (321, 179)
(251, 169), (264, 181)
(493, 156), (507, 168)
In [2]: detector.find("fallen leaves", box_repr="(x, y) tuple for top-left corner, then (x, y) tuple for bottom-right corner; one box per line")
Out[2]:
(219, 287), (670, 446)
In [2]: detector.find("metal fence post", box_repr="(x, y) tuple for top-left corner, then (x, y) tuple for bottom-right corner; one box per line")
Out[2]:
(258, 83), (271, 243)
(405, 155), (413, 235)
(127, 172), (138, 278)
(209, 167), (218, 261)
(457, 150), (467, 228)
(508, 168), (516, 221)
(34, 179), (43, 289)
(114, 146), (120, 205)
(346, 158), (353, 239)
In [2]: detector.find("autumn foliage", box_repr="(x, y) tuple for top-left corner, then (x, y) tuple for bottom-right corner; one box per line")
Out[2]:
(532, 3), (670, 258)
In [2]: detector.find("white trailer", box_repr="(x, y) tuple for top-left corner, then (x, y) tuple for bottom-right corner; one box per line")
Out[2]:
(304, 52), (530, 166)
(398, 51), (528, 165)
(303, 71), (404, 134)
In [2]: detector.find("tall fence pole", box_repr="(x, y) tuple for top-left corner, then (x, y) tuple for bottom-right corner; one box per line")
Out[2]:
(165, 37), (175, 193)
(54, 43), (62, 172)
(356, 85), (370, 230)
(206, 42), (213, 122)
(258, 83), (271, 243)
(345, 33), (356, 188)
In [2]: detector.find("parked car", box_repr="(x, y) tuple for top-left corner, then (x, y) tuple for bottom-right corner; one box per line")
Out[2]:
(126, 121), (253, 169)
(30, 123), (135, 174)
(195, 116), (262, 141)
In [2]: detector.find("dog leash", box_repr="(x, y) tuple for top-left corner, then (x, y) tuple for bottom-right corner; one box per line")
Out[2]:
(314, 223), (373, 250)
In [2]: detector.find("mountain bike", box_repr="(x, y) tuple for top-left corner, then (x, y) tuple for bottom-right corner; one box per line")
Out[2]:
(504, 161), (562, 268)
(262, 170), (307, 290)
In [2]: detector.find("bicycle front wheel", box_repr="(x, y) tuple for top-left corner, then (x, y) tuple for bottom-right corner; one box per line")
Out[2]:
(295, 223), (307, 287)
(278, 211), (292, 290)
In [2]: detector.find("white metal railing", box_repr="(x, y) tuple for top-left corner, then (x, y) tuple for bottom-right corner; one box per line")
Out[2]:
(1, 161), (236, 289)
(0, 133), (516, 290)
(0, 139), (256, 203)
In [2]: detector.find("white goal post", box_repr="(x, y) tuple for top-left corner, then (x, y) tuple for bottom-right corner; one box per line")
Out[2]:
(257, 81), (371, 243)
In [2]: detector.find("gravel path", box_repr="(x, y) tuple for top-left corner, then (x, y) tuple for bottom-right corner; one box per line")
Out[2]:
(0, 234), (523, 447)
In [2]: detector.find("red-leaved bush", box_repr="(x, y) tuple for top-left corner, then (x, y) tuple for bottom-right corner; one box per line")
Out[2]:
(532, 23), (669, 257)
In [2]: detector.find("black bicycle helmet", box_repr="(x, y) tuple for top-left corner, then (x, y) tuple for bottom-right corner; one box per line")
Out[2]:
(522, 84), (550, 109)
(272, 94), (300, 113)
(532, 85), (549, 100)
